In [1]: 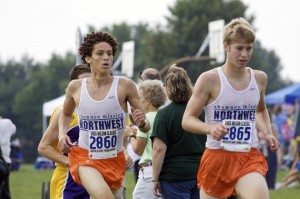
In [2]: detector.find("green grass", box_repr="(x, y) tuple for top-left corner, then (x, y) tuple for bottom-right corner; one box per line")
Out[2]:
(10, 164), (53, 199)
(125, 170), (300, 199)
(10, 165), (299, 199)
(269, 170), (300, 199)
(125, 171), (135, 199)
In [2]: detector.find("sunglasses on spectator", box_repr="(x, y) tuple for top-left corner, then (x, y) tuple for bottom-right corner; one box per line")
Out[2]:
(139, 71), (144, 81)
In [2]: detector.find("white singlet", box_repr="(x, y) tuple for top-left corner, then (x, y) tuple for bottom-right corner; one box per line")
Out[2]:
(77, 77), (126, 157)
(204, 67), (260, 150)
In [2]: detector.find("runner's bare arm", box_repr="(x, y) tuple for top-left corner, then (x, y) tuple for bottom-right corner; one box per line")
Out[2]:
(38, 109), (70, 166)
(255, 70), (280, 151)
(182, 71), (228, 140)
(124, 78), (150, 133)
(58, 80), (78, 152)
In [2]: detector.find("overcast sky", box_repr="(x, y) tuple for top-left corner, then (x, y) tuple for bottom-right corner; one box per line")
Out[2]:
(0, 0), (299, 83)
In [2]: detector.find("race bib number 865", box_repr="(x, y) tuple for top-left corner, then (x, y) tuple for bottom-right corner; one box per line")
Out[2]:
(220, 120), (252, 152)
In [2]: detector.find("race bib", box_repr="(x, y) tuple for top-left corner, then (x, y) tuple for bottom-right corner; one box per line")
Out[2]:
(220, 120), (252, 152)
(88, 129), (118, 159)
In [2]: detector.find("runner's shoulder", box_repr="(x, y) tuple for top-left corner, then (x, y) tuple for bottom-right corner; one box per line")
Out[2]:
(253, 69), (267, 85)
(199, 68), (219, 84)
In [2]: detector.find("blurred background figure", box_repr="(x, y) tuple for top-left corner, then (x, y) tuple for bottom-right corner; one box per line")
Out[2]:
(123, 118), (140, 183)
(125, 67), (165, 183)
(258, 109), (279, 190)
(151, 64), (206, 199)
(10, 139), (23, 171)
(276, 151), (300, 189)
(128, 79), (167, 199)
(0, 116), (16, 199)
(34, 156), (55, 170)
(139, 68), (162, 82)
(272, 105), (290, 170)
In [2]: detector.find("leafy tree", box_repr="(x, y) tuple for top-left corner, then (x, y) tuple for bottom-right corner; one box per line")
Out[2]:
(87, 0), (285, 88)
(12, 52), (75, 162)
(0, 56), (40, 120)
(0, 56), (42, 129)
(249, 41), (288, 93)
(146, 0), (285, 89)
(0, 56), (44, 162)
(154, 0), (249, 79)
(100, 22), (155, 81)
(0, 0), (289, 162)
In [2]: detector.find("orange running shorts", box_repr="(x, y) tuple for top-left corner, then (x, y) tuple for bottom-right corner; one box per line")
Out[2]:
(197, 148), (268, 197)
(69, 146), (125, 190)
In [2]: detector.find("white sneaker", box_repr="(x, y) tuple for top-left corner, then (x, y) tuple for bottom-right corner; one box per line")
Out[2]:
(287, 181), (299, 188)
(275, 182), (284, 189)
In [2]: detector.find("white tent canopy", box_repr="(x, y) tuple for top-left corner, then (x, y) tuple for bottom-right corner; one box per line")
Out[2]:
(43, 95), (65, 116)
(42, 95), (65, 132)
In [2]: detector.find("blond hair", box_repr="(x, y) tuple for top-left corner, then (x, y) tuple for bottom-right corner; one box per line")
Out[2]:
(223, 17), (255, 44)
(139, 80), (167, 109)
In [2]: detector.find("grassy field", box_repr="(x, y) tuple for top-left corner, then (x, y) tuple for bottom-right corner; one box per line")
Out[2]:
(10, 164), (299, 199)
(10, 164), (52, 199)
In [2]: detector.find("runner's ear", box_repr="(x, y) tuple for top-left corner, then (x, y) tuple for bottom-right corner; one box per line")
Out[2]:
(85, 56), (91, 64)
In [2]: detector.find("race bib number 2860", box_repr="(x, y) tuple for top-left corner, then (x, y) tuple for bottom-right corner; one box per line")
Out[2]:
(88, 129), (118, 159)
(220, 120), (252, 152)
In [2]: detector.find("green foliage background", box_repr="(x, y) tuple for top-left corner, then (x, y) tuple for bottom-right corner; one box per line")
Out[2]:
(0, 0), (290, 162)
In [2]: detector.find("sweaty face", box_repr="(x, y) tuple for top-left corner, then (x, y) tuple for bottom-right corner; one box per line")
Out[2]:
(86, 42), (113, 72)
(226, 39), (253, 67)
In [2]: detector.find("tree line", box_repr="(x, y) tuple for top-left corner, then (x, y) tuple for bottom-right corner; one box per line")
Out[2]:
(0, 0), (289, 162)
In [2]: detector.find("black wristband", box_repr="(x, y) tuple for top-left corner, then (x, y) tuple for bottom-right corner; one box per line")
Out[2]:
(128, 135), (136, 142)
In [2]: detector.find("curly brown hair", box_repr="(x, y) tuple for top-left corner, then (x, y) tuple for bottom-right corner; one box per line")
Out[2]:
(165, 64), (193, 104)
(79, 32), (119, 64)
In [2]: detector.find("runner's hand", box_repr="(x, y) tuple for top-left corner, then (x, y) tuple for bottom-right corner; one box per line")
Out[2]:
(58, 134), (72, 154)
(209, 124), (229, 141)
(266, 134), (280, 152)
(131, 107), (146, 127)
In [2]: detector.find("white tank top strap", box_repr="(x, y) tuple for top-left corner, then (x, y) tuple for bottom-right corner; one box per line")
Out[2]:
(111, 76), (119, 97)
(216, 67), (226, 90)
